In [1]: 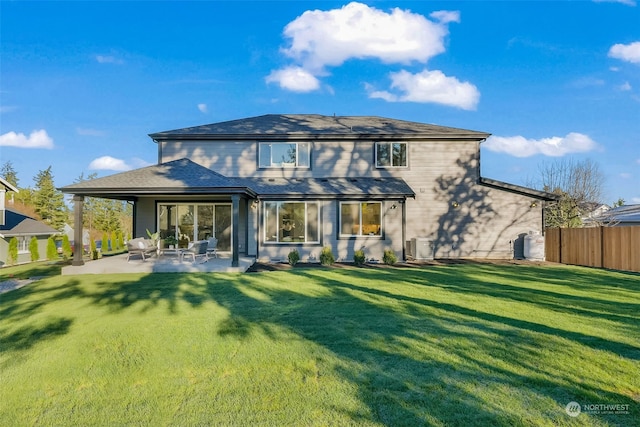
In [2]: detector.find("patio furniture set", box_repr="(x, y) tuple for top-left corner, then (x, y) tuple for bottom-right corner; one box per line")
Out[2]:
(126, 237), (218, 263)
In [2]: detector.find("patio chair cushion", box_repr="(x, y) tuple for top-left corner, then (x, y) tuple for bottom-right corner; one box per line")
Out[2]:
(127, 237), (157, 261)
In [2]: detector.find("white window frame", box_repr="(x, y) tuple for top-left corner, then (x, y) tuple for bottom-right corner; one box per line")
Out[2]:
(263, 201), (320, 244)
(375, 141), (408, 168)
(259, 142), (311, 168)
(17, 236), (30, 253)
(339, 202), (383, 238)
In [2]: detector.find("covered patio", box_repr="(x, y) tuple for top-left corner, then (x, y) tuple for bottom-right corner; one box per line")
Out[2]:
(59, 159), (258, 270)
(62, 253), (256, 275)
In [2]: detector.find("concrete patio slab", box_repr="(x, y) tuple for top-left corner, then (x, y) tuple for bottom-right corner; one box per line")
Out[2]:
(62, 253), (255, 275)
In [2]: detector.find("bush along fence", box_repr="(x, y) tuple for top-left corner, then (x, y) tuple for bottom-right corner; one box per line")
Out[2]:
(545, 226), (640, 273)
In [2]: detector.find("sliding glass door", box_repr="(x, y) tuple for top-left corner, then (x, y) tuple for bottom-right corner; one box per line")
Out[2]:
(158, 203), (231, 250)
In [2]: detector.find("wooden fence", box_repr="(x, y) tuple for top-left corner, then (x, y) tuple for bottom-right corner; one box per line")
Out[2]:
(545, 226), (640, 272)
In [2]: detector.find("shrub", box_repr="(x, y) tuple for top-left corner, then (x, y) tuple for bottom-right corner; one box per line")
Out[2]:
(320, 246), (335, 266)
(29, 236), (39, 262)
(62, 235), (72, 259)
(46, 237), (58, 260)
(8, 237), (18, 265)
(90, 238), (98, 260)
(353, 249), (366, 266)
(111, 231), (117, 251)
(383, 249), (398, 265)
(288, 249), (300, 266)
(102, 232), (109, 252)
(117, 231), (124, 250)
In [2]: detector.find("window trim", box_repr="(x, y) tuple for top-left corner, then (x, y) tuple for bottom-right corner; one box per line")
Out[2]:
(375, 141), (408, 168)
(258, 142), (311, 169)
(263, 201), (321, 244)
(338, 201), (384, 238)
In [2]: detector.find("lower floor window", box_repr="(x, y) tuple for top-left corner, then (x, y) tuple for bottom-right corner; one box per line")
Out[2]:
(17, 236), (30, 253)
(264, 201), (320, 243)
(340, 202), (382, 237)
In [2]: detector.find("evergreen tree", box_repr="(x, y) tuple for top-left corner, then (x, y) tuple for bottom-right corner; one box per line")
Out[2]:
(102, 232), (109, 252)
(8, 237), (18, 265)
(33, 166), (67, 230)
(47, 237), (58, 260)
(29, 236), (39, 262)
(62, 234), (72, 259)
(1, 161), (19, 187)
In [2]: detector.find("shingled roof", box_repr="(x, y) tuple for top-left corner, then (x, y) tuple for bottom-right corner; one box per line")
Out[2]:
(59, 159), (256, 198)
(0, 209), (59, 237)
(59, 158), (415, 199)
(243, 177), (415, 199)
(149, 114), (490, 141)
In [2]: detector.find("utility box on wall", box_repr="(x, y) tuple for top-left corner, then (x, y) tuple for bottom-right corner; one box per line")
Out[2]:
(411, 238), (434, 260)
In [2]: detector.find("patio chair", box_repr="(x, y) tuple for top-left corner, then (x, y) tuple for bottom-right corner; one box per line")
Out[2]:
(181, 240), (209, 263)
(206, 237), (218, 258)
(126, 237), (157, 261)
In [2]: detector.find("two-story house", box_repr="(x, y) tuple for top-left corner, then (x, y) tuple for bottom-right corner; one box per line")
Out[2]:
(60, 114), (557, 267)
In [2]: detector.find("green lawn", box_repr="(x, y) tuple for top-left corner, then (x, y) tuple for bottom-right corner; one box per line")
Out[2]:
(1, 262), (638, 426)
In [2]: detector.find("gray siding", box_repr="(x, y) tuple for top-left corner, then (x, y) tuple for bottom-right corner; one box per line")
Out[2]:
(161, 137), (544, 261)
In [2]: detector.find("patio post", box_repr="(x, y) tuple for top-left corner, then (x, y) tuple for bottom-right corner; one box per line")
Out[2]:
(72, 195), (85, 266)
(231, 194), (239, 267)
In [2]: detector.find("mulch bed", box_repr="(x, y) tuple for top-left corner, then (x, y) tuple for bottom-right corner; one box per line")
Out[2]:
(245, 258), (542, 273)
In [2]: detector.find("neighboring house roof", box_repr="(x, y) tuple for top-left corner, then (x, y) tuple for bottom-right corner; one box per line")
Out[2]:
(0, 176), (19, 193)
(59, 158), (414, 199)
(149, 114), (491, 141)
(591, 204), (640, 225)
(58, 159), (257, 199)
(479, 177), (560, 201)
(0, 209), (59, 237)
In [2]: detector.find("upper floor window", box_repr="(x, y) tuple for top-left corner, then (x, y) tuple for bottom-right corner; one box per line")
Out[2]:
(376, 142), (407, 167)
(259, 142), (310, 168)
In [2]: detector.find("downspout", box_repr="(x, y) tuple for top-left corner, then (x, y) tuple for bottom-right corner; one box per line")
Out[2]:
(401, 198), (407, 262)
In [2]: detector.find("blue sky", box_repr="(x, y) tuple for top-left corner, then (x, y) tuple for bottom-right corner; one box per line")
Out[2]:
(1, 1), (639, 204)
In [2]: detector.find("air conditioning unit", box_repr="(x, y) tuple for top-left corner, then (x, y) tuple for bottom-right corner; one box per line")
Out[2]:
(411, 238), (434, 260)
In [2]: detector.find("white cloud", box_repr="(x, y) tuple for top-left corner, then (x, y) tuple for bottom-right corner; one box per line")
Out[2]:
(267, 2), (471, 100)
(0, 105), (18, 114)
(0, 129), (54, 149)
(281, 2), (455, 71)
(198, 103), (208, 113)
(593, 0), (636, 6)
(88, 156), (132, 171)
(633, 197), (640, 203)
(608, 41), (640, 64)
(483, 133), (598, 157)
(265, 66), (320, 92)
(619, 172), (632, 179)
(368, 69), (480, 110)
(95, 55), (124, 64)
(618, 81), (633, 91)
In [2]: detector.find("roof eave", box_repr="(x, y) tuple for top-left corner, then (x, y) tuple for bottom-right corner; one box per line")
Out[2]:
(149, 133), (491, 142)
(479, 177), (560, 201)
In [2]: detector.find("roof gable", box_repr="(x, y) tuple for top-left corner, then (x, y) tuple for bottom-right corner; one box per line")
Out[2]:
(149, 114), (490, 141)
(0, 209), (59, 236)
